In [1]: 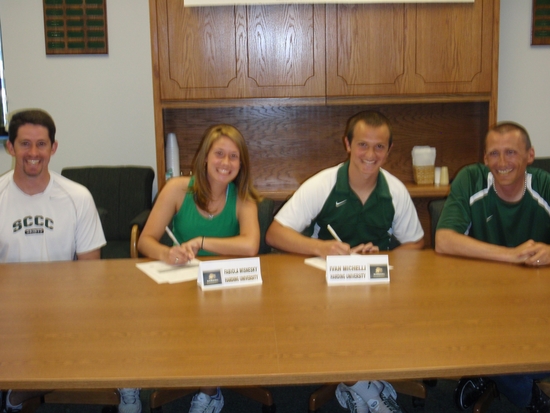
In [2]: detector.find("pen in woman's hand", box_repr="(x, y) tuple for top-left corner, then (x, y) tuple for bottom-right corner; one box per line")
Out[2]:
(165, 226), (180, 246)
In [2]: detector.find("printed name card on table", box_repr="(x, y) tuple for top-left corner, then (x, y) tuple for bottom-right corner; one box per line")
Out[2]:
(198, 257), (262, 290)
(325, 255), (390, 285)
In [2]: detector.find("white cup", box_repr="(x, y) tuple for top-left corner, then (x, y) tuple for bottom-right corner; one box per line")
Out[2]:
(434, 167), (441, 186)
(165, 133), (180, 179)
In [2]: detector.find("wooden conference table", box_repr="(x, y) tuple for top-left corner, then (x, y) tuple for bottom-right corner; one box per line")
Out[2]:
(1, 250), (550, 390)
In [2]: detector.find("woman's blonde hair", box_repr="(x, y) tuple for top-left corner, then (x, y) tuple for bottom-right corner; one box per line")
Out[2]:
(192, 124), (261, 212)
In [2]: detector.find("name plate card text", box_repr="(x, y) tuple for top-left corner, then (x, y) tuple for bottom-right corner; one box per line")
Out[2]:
(199, 257), (262, 290)
(326, 255), (390, 285)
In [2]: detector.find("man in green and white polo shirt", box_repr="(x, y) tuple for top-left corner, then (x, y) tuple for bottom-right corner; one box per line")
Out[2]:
(266, 110), (424, 413)
(436, 122), (550, 264)
(266, 110), (424, 258)
(436, 121), (550, 413)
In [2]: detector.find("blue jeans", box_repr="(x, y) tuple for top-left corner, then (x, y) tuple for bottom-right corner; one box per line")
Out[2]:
(492, 373), (549, 407)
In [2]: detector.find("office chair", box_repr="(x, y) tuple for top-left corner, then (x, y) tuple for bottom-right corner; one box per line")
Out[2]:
(62, 166), (155, 259)
(150, 387), (274, 413)
(17, 390), (120, 413)
(463, 380), (550, 413)
(531, 157), (550, 172)
(428, 198), (447, 249)
(257, 197), (275, 254)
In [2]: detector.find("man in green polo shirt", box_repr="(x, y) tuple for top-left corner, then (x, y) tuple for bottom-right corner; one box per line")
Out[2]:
(266, 110), (424, 413)
(436, 121), (550, 413)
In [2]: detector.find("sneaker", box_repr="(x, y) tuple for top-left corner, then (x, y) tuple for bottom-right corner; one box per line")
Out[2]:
(189, 388), (224, 413)
(118, 388), (142, 413)
(528, 382), (550, 413)
(366, 382), (404, 413)
(335, 383), (369, 413)
(378, 381), (398, 401)
(454, 377), (489, 410)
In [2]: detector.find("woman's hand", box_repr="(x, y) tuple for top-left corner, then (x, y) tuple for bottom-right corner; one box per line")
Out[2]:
(164, 241), (198, 265)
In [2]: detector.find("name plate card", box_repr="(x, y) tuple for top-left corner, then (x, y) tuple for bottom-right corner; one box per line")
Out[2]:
(326, 255), (390, 285)
(198, 257), (262, 290)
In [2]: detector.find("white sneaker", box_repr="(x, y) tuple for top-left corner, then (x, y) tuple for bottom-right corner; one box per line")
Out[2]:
(378, 381), (398, 401)
(189, 388), (224, 413)
(366, 382), (404, 413)
(118, 388), (142, 413)
(335, 383), (369, 413)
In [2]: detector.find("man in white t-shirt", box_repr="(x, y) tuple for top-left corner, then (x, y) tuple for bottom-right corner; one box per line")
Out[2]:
(0, 109), (140, 413)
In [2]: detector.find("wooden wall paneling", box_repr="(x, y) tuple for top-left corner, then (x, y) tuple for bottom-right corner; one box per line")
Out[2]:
(163, 105), (348, 197)
(162, 102), (488, 198)
(162, 102), (487, 248)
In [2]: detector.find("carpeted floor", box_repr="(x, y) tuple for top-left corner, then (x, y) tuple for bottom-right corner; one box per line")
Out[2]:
(24, 379), (524, 413)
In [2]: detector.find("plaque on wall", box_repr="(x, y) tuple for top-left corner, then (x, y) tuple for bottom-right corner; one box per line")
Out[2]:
(43, 0), (108, 55)
(532, 0), (550, 45)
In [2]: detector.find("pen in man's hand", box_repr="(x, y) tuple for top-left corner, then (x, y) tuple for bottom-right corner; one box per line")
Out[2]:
(327, 224), (342, 242)
(165, 226), (180, 246)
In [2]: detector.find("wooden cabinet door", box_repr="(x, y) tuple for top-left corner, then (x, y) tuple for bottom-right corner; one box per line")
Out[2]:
(412, 0), (494, 94)
(155, 0), (325, 100)
(326, 3), (411, 97)
(326, 0), (494, 97)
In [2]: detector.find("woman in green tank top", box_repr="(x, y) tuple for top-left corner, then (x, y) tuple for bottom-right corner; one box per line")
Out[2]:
(137, 125), (262, 413)
(138, 124), (261, 264)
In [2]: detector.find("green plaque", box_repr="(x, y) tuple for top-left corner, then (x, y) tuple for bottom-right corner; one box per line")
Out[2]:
(43, 0), (108, 54)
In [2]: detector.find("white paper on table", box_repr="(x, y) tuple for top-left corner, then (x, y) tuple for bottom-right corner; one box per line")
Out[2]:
(304, 257), (327, 270)
(136, 259), (200, 284)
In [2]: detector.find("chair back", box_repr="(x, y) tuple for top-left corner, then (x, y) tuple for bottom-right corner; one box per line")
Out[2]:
(428, 198), (447, 249)
(258, 197), (274, 254)
(62, 166), (155, 258)
(531, 157), (550, 173)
